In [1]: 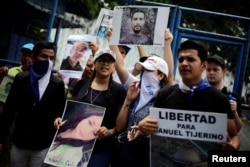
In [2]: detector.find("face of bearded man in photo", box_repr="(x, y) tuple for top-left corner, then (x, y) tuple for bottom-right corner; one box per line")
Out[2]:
(131, 12), (146, 34)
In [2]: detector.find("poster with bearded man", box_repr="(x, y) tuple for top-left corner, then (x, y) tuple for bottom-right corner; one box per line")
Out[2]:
(110, 6), (170, 46)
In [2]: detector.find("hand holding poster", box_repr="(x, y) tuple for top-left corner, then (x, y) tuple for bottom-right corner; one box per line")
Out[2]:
(149, 107), (227, 167)
(44, 100), (106, 167)
(110, 6), (170, 46)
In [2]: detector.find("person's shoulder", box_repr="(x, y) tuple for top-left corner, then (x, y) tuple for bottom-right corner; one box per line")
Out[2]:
(204, 86), (228, 100)
(159, 84), (178, 93)
(111, 80), (126, 90)
(8, 66), (22, 76)
(50, 74), (64, 84)
(15, 71), (29, 78)
(221, 86), (241, 100)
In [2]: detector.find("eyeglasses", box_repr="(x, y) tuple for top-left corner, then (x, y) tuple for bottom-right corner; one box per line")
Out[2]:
(96, 58), (115, 64)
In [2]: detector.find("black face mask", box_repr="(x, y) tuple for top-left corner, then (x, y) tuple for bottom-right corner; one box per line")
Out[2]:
(31, 60), (49, 75)
(29, 60), (50, 106)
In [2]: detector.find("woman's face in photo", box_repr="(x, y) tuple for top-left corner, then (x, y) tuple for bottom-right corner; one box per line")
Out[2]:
(74, 115), (102, 141)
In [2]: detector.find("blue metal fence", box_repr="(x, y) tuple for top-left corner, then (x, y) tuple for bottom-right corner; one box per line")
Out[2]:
(137, 0), (250, 96)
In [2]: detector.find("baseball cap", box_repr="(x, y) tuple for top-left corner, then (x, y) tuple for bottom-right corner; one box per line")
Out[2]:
(118, 45), (131, 55)
(21, 43), (34, 51)
(139, 56), (148, 62)
(135, 55), (169, 76)
(94, 49), (116, 62)
(207, 55), (226, 69)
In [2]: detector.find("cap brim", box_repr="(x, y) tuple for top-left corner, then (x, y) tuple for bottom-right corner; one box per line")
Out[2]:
(96, 53), (116, 62)
(135, 62), (155, 71)
(139, 56), (148, 62)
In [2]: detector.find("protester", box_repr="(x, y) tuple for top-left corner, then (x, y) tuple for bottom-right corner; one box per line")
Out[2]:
(0, 43), (34, 166)
(138, 40), (240, 166)
(71, 55), (95, 100)
(0, 41), (66, 167)
(0, 43), (33, 84)
(108, 28), (174, 167)
(8, 43), (34, 76)
(206, 54), (242, 131)
(55, 49), (126, 167)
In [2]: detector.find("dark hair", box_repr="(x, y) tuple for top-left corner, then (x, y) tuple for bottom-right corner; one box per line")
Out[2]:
(178, 40), (208, 62)
(130, 8), (146, 19)
(32, 41), (55, 57)
(158, 70), (168, 88)
(52, 109), (103, 152)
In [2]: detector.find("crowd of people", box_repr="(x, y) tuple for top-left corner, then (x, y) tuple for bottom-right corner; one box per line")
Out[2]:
(0, 6), (248, 167)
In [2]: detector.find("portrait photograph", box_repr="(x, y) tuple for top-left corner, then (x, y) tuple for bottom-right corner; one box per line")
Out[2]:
(59, 34), (96, 79)
(110, 6), (170, 46)
(44, 100), (106, 167)
(92, 8), (113, 37)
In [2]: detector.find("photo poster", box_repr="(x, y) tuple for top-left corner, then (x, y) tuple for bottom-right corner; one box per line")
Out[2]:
(59, 34), (96, 79)
(44, 100), (106, 167)
(92, 8), (113, 38)
(110, 6), (170, 46)
(0, 75), (14, 102)
(149, 107), (227, 167)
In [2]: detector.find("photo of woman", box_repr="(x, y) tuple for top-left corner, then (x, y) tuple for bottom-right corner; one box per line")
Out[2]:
(44, 100), (105, 167)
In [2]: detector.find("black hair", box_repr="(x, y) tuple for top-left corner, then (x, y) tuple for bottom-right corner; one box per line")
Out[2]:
(178, 40), (208, 62)
(158, 70), (168, 88)
(32, 41), (55, 57)
(52, 108), (103, 153)
(130, 8), (146, 19)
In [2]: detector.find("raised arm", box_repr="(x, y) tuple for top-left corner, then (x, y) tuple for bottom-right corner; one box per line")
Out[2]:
(164, 28), (174, 86)
(137, 45), (147, 58)
(106, 28), (129, 84)
(229, 100), (242, 132)
(116, 81), (140, 132)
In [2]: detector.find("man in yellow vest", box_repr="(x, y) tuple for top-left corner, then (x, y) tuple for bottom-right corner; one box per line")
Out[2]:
(8, 43), (34, 77)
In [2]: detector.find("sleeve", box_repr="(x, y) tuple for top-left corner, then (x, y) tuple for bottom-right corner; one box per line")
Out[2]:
(55, 80), (66, 118)
(223, 96), (234, 119)
(0, 75), (20, 144)
(123, 73), (138, 91)
(234, 92), (242, 117)
(154, 89), (164, 108)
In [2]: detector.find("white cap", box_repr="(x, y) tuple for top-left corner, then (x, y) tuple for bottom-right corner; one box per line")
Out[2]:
(135, 56), (168, 76)
(94, 49), (116, 62)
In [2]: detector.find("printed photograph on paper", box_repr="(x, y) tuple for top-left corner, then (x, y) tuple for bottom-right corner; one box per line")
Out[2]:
(149, 107), (227, 167)
(110, 6), (170, 46)
(97, 14), (113, 37)
(0, 75), (14, 102)
(59, 34), (96, 79)
(92, 8), (113, 37)
(44, 100), (106, 167)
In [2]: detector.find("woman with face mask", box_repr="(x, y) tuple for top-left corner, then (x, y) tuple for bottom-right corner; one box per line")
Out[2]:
(107, 28), (174, 167)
